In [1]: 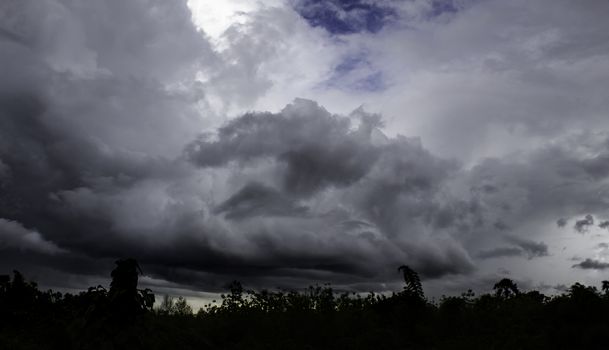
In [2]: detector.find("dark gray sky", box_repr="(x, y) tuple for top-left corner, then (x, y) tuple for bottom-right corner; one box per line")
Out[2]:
(1, 0), (609, 306)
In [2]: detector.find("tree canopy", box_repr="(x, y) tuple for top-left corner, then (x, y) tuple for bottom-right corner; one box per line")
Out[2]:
(2, 261), (609, 349)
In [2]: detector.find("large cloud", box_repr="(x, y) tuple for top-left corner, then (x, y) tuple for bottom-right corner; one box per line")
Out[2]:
(0, 0), (216, 284)
(2, 0), (609, 298)
(183, 99), (485, 285)
(186, 99), (382, 194)
(0, 0), (478, 292)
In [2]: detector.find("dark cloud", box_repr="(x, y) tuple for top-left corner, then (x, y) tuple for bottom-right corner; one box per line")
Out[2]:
(582, 154), (609, 179)
(506, 236), (549, 259)
(572, 258), (609, 270)
(186, 98), (476, 281)
(475, 236), (548, 260)
(477, 247), (523, 259)
(1, 0), (479, 294)
(462, 135), (609, 244)
(0, 0), (217, 287)
(214, 182), (308, 220)
(599, 221), (609, 230)
(493, 220), (510, 231)
(407, 242), (475, 278)
(0, 218), (64, 254)
(557, 218), (568, 227)
(574, 214), (594, 233)
(186, 99), (382, 195)
(3, 0), (609, 298)
(1, 29), (476, 291)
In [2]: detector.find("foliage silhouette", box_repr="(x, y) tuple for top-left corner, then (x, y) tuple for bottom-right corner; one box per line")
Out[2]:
(2, 262), (609, 349)
(398, 265), (424, 299)
(493, 278), (520, 299)
(109, 258), (155, 319)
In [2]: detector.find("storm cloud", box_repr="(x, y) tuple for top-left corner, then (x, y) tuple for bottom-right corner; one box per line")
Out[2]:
(572, 259), (609, 271)
(2, 0), (609, 298)
(185, 98), (477, 281)
(506, 236), (549, 259)
(477, 247), (523, 260)
(574, 215), (595, 234)
(476, 236), (548, 260)
(0, 0), (478, 290)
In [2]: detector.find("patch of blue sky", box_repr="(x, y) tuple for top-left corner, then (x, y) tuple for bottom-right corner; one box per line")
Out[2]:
(323, 52), (387, 92)
(293, 0), (397, 35)
(334, 53), (369, 75)
(352, 71), (385, 92)
(293, 0), (471, 35)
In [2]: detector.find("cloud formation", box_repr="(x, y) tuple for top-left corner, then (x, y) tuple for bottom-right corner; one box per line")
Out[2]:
(0, 219), (64, 254)
(572, 259), (609, 271)
(2, 0), (609, 298)
(574, 215), (595, 234)
(477, 247), (523, 260)
(0, 0), (480, 290)
(506, 236), (549, 259)
(186, 99), (477, 282)
(476, 236), (548, 260)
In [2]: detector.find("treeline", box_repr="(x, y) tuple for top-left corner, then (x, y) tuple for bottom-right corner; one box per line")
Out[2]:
(2, 261), (609, 349)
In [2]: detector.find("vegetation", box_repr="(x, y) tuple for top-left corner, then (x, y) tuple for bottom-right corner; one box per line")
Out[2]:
(2, 261), (609, 349)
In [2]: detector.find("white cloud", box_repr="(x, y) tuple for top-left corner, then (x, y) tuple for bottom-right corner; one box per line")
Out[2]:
(185, 0), (609, 163)
(188, 0), (282, 42)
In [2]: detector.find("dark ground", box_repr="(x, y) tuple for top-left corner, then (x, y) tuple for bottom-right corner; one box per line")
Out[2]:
(2, 260), (609, 349)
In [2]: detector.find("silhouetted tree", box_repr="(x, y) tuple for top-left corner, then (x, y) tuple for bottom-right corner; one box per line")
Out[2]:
(398, 265), (424, 299)
(108, 258), (154, 321)
(493, 278), (519, 299)
(5, 263), (609, 349)
(568, 282), (599, 300)
(221, 280), (246, 312)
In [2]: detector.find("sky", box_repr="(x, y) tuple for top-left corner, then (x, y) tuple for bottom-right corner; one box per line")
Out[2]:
(1, 0), (609, 307)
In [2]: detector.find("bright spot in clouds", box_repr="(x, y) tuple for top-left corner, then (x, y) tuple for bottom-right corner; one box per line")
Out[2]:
(187, 0), (283, 43)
